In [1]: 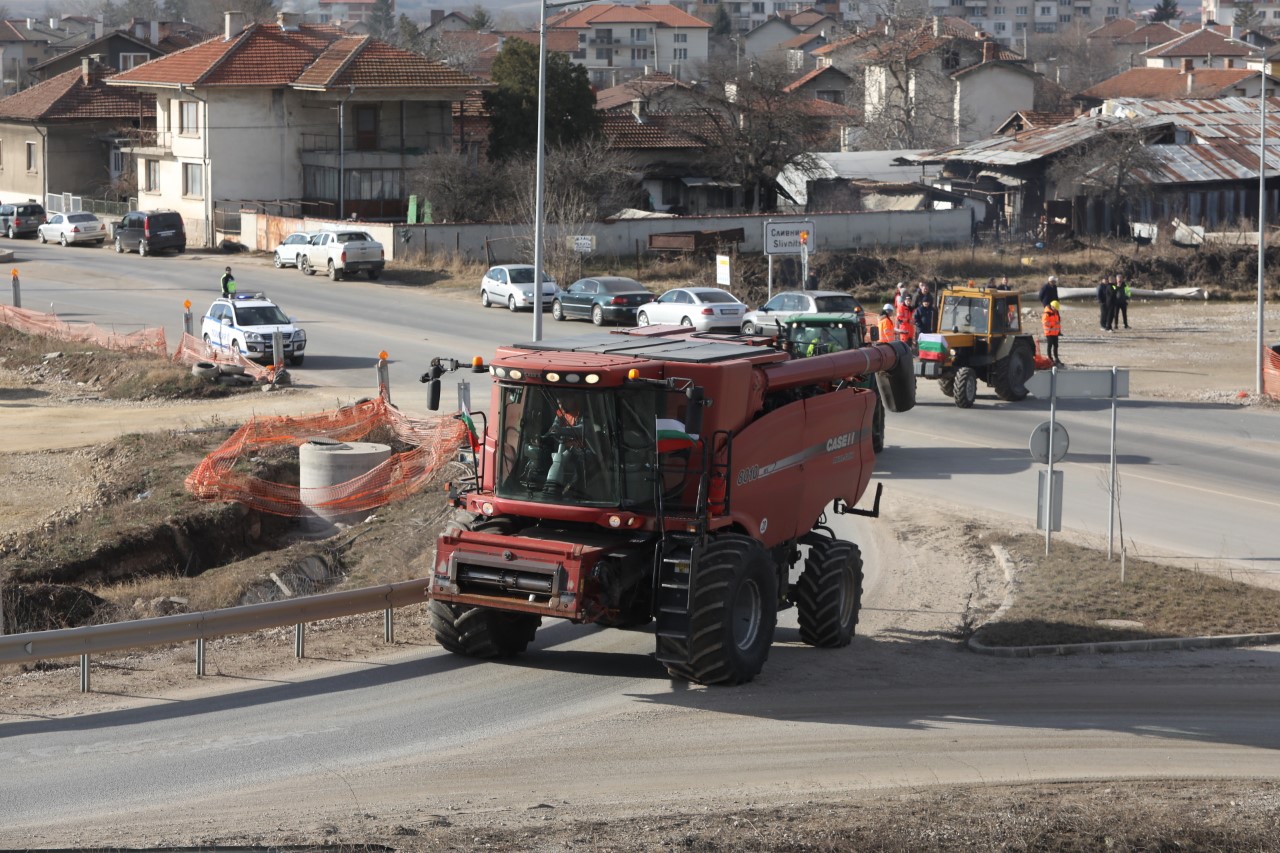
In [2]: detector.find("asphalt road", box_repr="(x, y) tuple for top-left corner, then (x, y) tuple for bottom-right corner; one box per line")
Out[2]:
(4, 243), (1280, 844)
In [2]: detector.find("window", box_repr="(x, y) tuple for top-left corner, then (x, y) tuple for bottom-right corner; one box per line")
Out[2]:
(1040, 5), (1052, 13)
(144, 158), (159, 191)
(951, 0), (964, 5)
(182, 162), (203, 197)
(674, 33), (687, 42)
(110, 148), (128, 177)
(631, 48), (649, 61)
(1058, 13), (1071, 22)
(942, 49), (961, 70)
(752, 1), (765, 11)
(25, 141), (36, 172)
(1016, 21), (1027, 29)
(995, 21), (1007, 30)
(630, 28), (648, 41)
(119, 52), (150, 70)
(354, 104), (378, 151)
(1076, 7), (1090, 15)
(1035, 22), (1057, 31)
(1016, 6), (1028, 13)
(344, 168), (404, 200)
(179, 100), (198, 135)
(596, 48), (610, 60)
(1107, 6), (1119, 13)
(578, 32), (586, 43)
(674, 48), (688, 60)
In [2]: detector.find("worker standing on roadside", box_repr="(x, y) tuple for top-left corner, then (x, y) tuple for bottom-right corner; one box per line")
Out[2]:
(1097, 274), (1115, 331)
(1113, 273), (1131, 329)
(878, 304), (896, 343)
(913, 294), (935, 337)
(1042, 299), (1062, 366)
(1038, 275), (1059, 307)
(895, 298), (916, 345)
(894, 282), (910, 310)
(220, 266), (237, 297)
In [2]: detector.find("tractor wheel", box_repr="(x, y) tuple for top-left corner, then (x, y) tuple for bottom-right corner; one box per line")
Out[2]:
(938, 374), (955, 397)
(871, 395), (886, 454)
(429, 600), (541, 658)
(796, 537), (863, 648)
(660, 533), (777, 686)
(953, 367), (977, 409)
(992, 341), (1035, 402)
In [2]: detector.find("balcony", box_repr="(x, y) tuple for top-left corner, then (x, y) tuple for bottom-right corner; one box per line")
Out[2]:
(116, 129), (173, 155)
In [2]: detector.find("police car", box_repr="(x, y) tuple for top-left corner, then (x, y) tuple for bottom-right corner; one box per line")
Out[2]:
(200, 293), (306, 366)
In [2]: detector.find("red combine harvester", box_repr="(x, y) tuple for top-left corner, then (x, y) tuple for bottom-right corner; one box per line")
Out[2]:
(424, 325), (915, 684)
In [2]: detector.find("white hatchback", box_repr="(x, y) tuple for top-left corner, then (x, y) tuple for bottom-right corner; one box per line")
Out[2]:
(635, 287), (746, 332)
(481, 264), (557, 311)
(272, 231), (314, 268)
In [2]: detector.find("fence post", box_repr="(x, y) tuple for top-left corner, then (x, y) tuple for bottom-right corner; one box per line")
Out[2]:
(384, 608), (394, 643)
(196, 637), (206, 677)
(10, 269), (19, 309)
(80, 653), (91, 692)
(294, 622), (305, 658)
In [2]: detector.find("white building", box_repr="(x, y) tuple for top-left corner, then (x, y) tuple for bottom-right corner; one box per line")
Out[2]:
(927, 0), (1131, 44)
(553, 2), (711, 85)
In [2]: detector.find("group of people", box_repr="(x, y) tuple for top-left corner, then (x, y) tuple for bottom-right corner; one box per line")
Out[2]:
(1035, 272), (1135, 368)
(877, 281), (935, 345)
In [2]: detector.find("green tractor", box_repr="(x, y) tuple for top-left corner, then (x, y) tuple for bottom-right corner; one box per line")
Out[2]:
(779, 312), (888, 453)
(914, 284), (1036, 408)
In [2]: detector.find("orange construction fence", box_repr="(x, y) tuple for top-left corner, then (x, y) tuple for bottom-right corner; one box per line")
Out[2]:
(1265, 345), (1280, 402)
(172, 331), (278, 382)
(0, 304), (167, 356)
(185, 396), (468, 517)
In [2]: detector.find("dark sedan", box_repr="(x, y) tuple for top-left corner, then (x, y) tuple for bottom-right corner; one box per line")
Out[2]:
(551, 276), (652, 326)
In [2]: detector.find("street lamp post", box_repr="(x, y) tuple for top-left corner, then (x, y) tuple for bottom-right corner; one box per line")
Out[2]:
(1258, 61), (1270, 396)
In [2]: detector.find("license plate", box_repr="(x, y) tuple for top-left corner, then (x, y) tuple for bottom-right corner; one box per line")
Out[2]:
(159, 230), (174, 236)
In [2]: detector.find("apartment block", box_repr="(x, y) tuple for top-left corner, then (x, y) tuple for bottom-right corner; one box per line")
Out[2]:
(927, 0), (1131, 43)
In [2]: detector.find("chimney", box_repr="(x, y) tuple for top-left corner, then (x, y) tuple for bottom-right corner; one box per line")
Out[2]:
(150, 20), (160, 44)
(49, 18), (57, 30)
(1181, 57), (1193, 72)
(94, 17), (104, 40)
(225, 10), (249, 40)
(431, 9), (445, 25)
(631, 99), (647, 120)
(1187, 71), (1195, 93)
(983, 39), (997, 63)
(932, 16), (942, 37)
(278, 11), (303, 31)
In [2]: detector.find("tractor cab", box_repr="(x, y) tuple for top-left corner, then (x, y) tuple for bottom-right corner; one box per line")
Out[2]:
(781, 312), (868, 358)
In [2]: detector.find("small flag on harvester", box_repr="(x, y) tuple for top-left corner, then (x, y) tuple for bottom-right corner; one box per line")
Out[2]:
(459, 401), (481, 453)
(656, 418), (699, 453)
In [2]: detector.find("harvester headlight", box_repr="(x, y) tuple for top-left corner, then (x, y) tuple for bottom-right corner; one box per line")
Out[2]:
(480, 501), (495, 516)
(508, 368), (524, 380)
(545, 371), (560, 382)
(608, 515), (622, 528)
(492, 367), (507, 378)
(585, 373), (601, 384)
(565, 373), (581, 383)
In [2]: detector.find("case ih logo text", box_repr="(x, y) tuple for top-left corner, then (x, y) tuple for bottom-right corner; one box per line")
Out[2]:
(826, 430), (858, 451)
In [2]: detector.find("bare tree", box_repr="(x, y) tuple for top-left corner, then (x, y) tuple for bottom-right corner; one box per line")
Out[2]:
(409, 154), (511, 224)
(678, 55), (833, 211)
(1024, 27), (1126, 94)
(1047, 118), (1164, 236)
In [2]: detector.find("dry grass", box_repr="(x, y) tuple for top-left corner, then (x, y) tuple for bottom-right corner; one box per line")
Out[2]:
(977, 533), (1280, 647)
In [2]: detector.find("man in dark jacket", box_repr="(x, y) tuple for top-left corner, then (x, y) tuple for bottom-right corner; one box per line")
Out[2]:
(1097, 275), (1116, 331)
(1113, 273), (1130, 329)
(1038, 275), (1059, 307)
(913, 296), (935, 337)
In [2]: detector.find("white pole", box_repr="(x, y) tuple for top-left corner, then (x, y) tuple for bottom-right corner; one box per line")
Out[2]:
(1044, 367), (1057, 556)
(1258, 64), (1268, 396)
(531, 0), (550, 342)
(1107, 366), (1118, 561)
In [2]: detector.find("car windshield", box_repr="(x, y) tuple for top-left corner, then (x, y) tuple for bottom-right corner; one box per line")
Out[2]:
(602, 280), (645, 294)
(508, 268), (553, 284)
(68, 213), (97, 223)
(496, 385), (656, 509)
(335, 232), (373, 243)
(814, 295), (860, 312)
(695, 290), (738, 303)
(235, 306), (291, 326)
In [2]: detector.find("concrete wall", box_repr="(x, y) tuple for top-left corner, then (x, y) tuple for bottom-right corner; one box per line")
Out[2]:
(0, 121), (46, 203)
(957, 67), (1035, 143)
(242, 208), (973, 262)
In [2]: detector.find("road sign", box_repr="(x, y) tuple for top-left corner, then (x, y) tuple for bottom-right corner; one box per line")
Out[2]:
(1026, 368), (1129, 399)
(570, 235), (595, 254)
(764, 220), (815, 256)
(1029, 420), (1069, 464)
(716, 254), (731, 286)
(1036, 469), (1063, 532)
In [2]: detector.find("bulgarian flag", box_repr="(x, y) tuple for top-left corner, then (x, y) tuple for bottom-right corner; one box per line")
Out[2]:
(656, 418), (699, 453)
(459, 401), (481, 453)
(916, 333), (948, 362)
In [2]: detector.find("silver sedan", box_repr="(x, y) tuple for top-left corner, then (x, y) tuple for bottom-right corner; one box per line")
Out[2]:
(37, 212), (108, 246)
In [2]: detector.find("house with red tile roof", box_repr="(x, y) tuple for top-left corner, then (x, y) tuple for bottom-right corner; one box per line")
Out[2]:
(783, 65), (854, 105)
(550, 3), (710, 87)
(1075, 65), (1276, 108)
(105, 11), (488, 246)
(0, 58), (154, 205)
(595, 71), (702, 112)
(1140, 26), (1254, 69)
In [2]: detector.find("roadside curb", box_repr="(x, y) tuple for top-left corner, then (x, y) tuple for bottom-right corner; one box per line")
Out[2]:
(969, 544), (1280, 657)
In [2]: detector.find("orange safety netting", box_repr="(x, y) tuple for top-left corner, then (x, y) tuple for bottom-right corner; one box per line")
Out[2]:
(0, 304), (167, 356)
(172, 331), (277, 382)
(1265, 345), (1280, 402)
(185, 396), (468, 517)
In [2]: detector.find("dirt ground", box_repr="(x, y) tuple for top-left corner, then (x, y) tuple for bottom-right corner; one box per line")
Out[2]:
(2, 294), (1278, 850)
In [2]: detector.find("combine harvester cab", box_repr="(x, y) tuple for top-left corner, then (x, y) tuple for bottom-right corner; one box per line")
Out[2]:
(426, 325), (914, 685)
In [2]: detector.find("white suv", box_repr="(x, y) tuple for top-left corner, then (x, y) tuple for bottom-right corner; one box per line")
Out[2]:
(201, 293), (307, 366)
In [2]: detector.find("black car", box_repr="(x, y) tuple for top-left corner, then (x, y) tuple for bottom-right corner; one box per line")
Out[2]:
(0, 202), (47, 238)
(552, 276), (652, 326)
(113, 209), (185, 256)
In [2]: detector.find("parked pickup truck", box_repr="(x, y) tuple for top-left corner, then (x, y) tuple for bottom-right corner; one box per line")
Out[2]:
(297, 229), (385, 281)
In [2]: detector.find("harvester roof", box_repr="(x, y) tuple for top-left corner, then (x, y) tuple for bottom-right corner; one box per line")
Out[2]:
(502, 329), (786, 366)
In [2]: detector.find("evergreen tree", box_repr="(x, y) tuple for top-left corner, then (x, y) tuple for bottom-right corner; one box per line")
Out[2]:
(469, 5), (493, 30)
(397, 14), (424, 51)
(484, 38), (600, 162)
(1149, 0), (1181, 22)
(368, 0), (396, 40)
(1234, 1), (1259, 28)
(711, 4), (732, 36)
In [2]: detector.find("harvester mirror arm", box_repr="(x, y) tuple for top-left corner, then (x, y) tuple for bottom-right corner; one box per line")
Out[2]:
(419, 357), (460, 383)
(685, 387), (710, 437)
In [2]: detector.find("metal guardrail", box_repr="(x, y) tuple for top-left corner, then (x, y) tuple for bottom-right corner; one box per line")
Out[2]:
(0, 578), (432, 691)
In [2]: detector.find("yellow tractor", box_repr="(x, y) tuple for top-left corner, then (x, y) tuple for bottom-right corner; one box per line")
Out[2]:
(914, 284), (1036, 408)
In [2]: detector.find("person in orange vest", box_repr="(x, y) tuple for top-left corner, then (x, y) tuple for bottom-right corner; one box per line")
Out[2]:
(1042, 299), (1062, 366)
(895, 299), (915, 345)
(878, 304), (895, 344)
